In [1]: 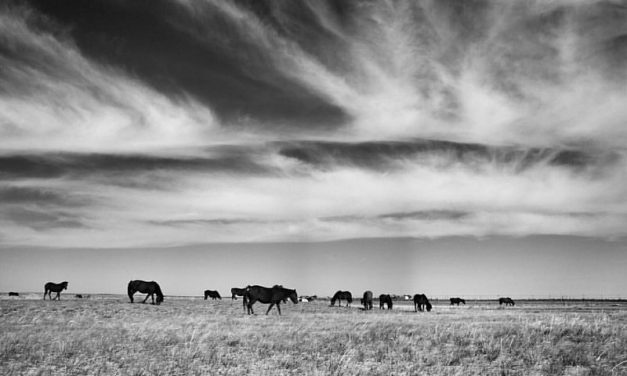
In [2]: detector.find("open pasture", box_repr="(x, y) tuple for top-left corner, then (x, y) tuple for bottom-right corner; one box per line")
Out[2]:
(1, 297), (626, 376)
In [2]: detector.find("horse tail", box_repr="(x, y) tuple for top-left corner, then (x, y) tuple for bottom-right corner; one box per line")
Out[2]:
(127, 281), (135, 303)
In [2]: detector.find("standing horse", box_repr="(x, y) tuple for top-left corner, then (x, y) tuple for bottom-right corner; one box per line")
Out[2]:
(450, 297), (466, 306)
(244, 285), (298, 315)
(9, 292), (19, 297)
(127, 280), (164, 305)
(413, 294), (432, 312)
(204, 290), (221, 300)
(330, 291), (353, 307)
(361, 291), (373, 310)
(44, 281), (68, 300)
(379, 294), (393, 310)
(499, 297), (515, 306)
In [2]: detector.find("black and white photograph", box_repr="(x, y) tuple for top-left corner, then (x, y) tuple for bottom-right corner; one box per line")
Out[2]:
(1, 0), (626, 374)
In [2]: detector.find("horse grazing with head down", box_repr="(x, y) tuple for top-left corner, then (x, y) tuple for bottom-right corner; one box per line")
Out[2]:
(330, 291), (353, 307)
(44, 281), (68, 300)
(379, 294), (393, 310)
(414, 294), (432, 312)
(361, 291), (373, 310)
(244, 285), (298, 315)
(231, 287), (247, 300)
(204, 290), (221, 300)
(127, 280), (164, 305)
(450, 297), (466, 306)
(499, 297), (515, 306)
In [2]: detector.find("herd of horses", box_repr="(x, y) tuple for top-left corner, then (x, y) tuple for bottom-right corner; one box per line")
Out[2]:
(31, 280), (517, 315)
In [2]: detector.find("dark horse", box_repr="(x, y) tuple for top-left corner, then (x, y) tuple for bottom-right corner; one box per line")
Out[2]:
(450, 297), (466, 306)
(379, 294), (393, 310)
(231, 287), (246, 300)
(244, 285), (298, 315)
(204, 290), (221, 300)
(330, 290), (353, 307)
(499, 297), (515, 306)
(44, 281), (68, 300)
(9, 292), (19, 297)
(414, 294), (432, 312)
(361, 290), (373, 310)
(128, 280), (164, 305)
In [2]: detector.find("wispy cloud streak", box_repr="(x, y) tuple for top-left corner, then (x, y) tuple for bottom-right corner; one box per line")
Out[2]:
(1, 0), (626, 246)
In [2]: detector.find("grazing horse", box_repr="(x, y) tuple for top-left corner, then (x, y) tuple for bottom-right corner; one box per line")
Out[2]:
(244, 285), (298, 315)
(75, 294), (83, 299)
(9, 292), (19, 297)
(231, 287), (247, 300)
(127, 280), (164, 305)
(361, 291), (373, 310)
(413, 294), (432, 312)
(204, 290), (221, 300)
(450, 297), (466, 306)
(44, 281), (68, 300)
(379, 294), (393, 310)
(330, 291), (353, 307)
(499, 297), (515, 306)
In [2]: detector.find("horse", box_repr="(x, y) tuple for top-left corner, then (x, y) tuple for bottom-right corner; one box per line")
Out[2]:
(330, 291), (352, 307)
(244, 285), (298, 315)
(413, 294), (432, 312)
(75, 294), (83, 299)
(499, 297), (515, 306)
(44, 281), (68, 300)
(362, 291), (373, 310)
(450, 297), (466, 306)
(379, 294), (393, 310)
(231, 287), (247, 300)
(204, 290), (221, 300)
(127, 280), (164, 305)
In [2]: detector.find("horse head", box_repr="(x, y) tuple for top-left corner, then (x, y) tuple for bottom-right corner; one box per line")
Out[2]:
(62, 282), (69, 290)
(288, 289), (298, 304)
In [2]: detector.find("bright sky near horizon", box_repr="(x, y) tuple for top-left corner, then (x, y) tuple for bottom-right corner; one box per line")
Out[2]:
(1, 0), (627, 298)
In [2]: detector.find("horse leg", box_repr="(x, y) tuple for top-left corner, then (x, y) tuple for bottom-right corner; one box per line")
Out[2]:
(276, 303), (281, 316)
(265, 303), (275, 315)
(142, 294), (150, 303)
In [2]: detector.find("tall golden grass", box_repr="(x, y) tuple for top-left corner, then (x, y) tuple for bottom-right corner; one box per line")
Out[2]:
(1, 297), (626, 375)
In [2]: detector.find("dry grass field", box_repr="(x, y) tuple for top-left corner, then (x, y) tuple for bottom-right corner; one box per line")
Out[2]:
(1, 296), (626, 376)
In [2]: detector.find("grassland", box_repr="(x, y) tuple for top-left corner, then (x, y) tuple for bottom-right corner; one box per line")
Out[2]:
(1, 296), (626, 375)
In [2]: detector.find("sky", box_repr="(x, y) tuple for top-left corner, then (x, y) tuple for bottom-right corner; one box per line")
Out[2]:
(1, 0), (626, 298)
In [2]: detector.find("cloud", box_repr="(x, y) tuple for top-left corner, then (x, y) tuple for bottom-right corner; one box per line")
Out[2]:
(1, 0), (626, 247)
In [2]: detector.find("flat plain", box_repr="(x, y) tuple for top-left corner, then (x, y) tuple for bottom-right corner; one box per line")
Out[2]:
(1, 296), (626, 376)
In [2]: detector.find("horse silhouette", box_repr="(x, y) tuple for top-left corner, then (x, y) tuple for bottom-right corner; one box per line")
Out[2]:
(330, 291), (352, 307)
(499, 297), (515, 306)
(127, 280), (164, 305)
(8, 292), (19, 297)
(231, 287), (247, 300)
(204, 290), (221, 300)
(44, 281), (68, 300)
(244, 285), (298, 315)
(379, 294), (393, 310)
(361, 291), (373, 310)
(450, 297), (465, 305)
(75, 294), (83, 299)
(413, 294), (432, 312)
